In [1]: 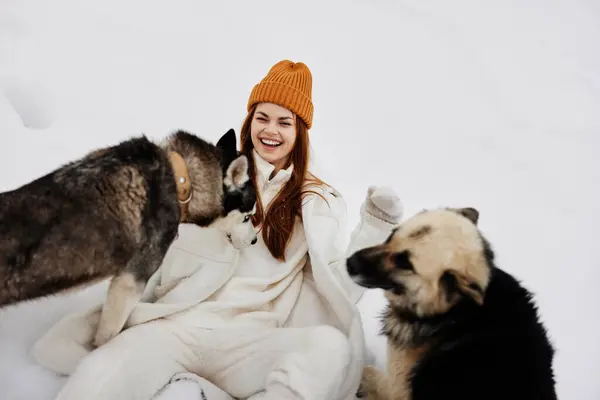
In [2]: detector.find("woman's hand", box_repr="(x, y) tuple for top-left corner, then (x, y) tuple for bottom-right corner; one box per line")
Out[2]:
(363, 186), (404, 225)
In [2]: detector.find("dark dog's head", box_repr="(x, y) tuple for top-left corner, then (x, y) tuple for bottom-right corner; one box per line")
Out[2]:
(347, 207), (493, 316)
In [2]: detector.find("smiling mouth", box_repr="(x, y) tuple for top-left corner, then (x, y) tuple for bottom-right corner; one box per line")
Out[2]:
(260, 138), (282, 147)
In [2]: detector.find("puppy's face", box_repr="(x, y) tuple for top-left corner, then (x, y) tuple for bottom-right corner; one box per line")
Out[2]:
(215, 154), (258, 249)
(212, 204), (258, 249)
(346, 207), (491, 317)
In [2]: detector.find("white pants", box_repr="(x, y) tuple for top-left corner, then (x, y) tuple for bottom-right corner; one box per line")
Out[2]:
(52, 318), (351, 400)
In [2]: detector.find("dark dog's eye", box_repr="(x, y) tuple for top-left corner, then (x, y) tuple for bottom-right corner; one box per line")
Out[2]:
(243, 215), (250, 222)
(393, 251), (414, 271)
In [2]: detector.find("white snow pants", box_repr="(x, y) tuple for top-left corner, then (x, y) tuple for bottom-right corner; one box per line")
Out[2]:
(49, 318), (351, 400)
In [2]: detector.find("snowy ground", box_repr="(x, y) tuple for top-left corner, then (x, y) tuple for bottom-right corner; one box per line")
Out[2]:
(1, 0), (599, 399)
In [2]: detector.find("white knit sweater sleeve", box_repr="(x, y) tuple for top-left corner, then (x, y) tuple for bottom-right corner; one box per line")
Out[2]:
(302, 186), (397, 304)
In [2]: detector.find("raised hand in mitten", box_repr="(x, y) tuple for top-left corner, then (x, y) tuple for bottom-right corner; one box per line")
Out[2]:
(362, 186), (404, 225)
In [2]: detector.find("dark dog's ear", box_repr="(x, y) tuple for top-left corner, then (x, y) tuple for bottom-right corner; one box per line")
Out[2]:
(225, 155), (250, 189)
(217, 129), (238, 164)
(452, 207), (479, 225)
(440, 269), (485, 305)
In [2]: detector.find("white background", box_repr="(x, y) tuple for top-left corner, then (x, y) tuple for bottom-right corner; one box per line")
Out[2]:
(1, 0), (599, 399)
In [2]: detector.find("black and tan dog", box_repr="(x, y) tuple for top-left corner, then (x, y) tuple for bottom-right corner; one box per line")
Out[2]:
(0, 128), (257, 347)
(348, 207), (557, 400)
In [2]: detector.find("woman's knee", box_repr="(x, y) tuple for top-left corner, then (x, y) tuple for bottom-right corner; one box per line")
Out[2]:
(56, 322), (188, 400)
(96, 320), (183, 357)
(263, 326), (351, 400)
(31, 310), (100, 375)
(74, 321), (185, 375)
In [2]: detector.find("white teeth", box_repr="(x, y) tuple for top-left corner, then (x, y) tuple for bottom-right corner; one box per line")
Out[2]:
(261, 138), (281, 146)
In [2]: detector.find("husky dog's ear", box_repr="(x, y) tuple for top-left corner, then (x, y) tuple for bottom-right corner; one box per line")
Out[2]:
(217, 128), (238, 164)
(225, 155), (250, 189)
(451, 207), (479, 225)
(440, 269), (485, 306)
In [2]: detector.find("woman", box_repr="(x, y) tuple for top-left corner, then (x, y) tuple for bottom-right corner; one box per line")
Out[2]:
(32, 59), (403, 400)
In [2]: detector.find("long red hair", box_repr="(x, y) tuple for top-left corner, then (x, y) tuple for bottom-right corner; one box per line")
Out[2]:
(240, 104), (330, 261)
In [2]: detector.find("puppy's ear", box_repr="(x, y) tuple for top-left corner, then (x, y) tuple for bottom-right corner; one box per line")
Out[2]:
(440, 269), (485, 305)
(225, 155), (249, 189)
(217, 128), (237, 151)
(217, 128), (238, 165)
(451, 207), (479, 225)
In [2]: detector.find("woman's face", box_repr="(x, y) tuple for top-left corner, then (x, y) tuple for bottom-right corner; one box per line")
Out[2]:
(250, 102), (297, 172)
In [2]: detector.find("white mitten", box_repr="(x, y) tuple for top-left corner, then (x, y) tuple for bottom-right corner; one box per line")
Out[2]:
(362, 186), (403, 225)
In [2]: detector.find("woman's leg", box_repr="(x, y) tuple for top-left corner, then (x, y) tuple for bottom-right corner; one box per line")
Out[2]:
(249, 325), (351, 400)
(55, 319), (193, 400)
(183, 325), (351, 400)
(54, 321), (351, 400)
(31, 306), (101, 376)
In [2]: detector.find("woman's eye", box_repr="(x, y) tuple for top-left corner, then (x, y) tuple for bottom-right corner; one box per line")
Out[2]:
(280, 122), (291, 127)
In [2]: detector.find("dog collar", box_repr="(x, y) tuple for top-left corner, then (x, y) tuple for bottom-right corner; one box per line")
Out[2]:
(167, 151), (192, 222)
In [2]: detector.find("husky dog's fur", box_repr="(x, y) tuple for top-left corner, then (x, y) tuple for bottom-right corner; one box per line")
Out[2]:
(348, 207), (557, 400)
(0, 128), (257, 347)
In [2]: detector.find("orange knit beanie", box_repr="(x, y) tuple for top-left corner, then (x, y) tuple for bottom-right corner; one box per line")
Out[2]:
(247, 60), (314, 129)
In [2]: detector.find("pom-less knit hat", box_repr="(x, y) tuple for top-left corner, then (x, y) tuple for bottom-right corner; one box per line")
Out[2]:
(247, 59), (314, 129)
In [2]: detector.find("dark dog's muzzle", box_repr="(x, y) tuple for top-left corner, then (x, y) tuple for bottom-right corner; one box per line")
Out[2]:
(346, 246), (386, 276)
(347, 246), (399, 290)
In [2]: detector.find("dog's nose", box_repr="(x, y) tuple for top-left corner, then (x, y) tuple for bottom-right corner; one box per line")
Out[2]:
(346, 254), (360, 276)
(251, 237), (257, 245)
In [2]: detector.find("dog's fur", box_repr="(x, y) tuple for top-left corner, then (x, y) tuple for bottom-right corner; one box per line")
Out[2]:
(0, 128), (258, 347)
(348, 207), (557, 400)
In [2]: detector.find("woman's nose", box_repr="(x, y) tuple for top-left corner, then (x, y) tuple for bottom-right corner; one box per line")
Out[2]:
(264, 122), (277, 134)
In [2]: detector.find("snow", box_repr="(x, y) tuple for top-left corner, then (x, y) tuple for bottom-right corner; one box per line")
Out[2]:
(1, 0), (599, 399)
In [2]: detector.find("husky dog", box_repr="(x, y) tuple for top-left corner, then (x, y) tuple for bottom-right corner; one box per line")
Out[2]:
(0, 128), (258, 347)
(348, 207), (557, 400)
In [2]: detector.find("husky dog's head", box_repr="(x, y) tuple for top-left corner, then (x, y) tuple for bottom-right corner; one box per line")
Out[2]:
(161, 128), (258, 249)
(213, 129), (258, 249)
(347, 207), (494, 317)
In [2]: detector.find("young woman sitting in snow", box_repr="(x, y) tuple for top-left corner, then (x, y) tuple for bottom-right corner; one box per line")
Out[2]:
(32, 59), (404, 400)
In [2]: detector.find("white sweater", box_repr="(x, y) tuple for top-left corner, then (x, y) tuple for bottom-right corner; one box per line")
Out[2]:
(165, 150), (309, 329)
(32, 150), (398, 400)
